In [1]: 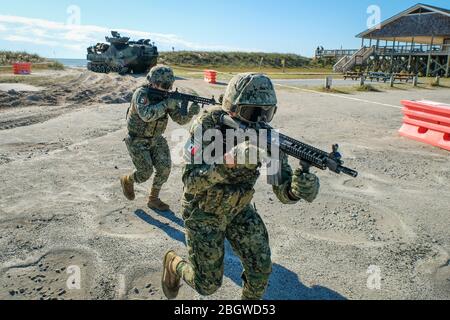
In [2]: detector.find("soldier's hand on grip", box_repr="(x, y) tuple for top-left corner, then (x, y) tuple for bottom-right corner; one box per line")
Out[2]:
(166, 98), (180, 111)
(290, 169), (320, 203)
(188, 103), (201, 116)
(224, 142), (267, 171)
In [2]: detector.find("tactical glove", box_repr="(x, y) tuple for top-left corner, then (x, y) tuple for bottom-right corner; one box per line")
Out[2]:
(166, 98), (180, 112)
(188, 103), (201, 117)
(290, 169), (320, 203)
(225, 141), (267, 170)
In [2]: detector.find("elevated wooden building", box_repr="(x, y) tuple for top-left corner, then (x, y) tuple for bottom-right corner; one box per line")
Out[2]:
(334, 3), (450, 77)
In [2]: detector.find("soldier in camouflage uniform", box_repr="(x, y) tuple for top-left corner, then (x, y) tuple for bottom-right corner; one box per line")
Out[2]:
(120, 65), (201, 211)
(161, 73), (321, 299)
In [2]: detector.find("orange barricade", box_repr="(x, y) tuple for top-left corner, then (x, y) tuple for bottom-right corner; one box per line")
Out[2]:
(204, 70), (217, 84)
(13, 63), (32, 75)
(399, 100), (450, 151)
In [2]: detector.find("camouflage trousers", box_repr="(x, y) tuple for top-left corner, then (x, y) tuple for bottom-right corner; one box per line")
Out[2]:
(177, 204), (272, 300)
(124, 135), (171, 190)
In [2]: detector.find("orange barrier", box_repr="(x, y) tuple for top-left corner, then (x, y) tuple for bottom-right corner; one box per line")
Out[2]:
(399, 100), (450, 151)
(204, 70), (217, 84)
(13, 63), (32, 75)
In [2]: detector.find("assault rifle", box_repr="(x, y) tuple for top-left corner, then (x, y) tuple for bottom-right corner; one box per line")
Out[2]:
(219, 115), (358, 186)
(146, 87), (218, 116)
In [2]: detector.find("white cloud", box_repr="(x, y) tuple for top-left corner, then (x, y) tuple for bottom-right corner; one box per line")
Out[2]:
(3, 35), (58, 46)
(0, 14), (250, 55)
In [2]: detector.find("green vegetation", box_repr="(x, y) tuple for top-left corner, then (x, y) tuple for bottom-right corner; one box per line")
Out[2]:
(0, 51), (64, 72)
(160, 51), (312, 69)
(0, 51), (47, 65)
(356, 84), (382, 92)
(162, 52), (340, 82)
(429, 77), (449, 88)
(43, 61), (65, 70)
(319, 87), (351, 94)
(310, 57), (338, 69)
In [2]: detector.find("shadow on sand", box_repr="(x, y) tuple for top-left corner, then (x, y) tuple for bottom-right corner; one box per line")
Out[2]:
(135, 209), (346, 300)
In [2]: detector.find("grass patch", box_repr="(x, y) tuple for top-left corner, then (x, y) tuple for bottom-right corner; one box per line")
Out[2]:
(172, 65), (338, 82)
(0, 51), (65, 73)
(0, 75), (50, 86)
(160, 51), (311, 69)
(44, 61), (65, 70)
(412, 77), (450, 89)
(356, 84), (382, 92)
(429, 80), (449, 88)
(319, 87), (350, 94)
(0, 51), (47, 65)
(0, 74), (76, 86)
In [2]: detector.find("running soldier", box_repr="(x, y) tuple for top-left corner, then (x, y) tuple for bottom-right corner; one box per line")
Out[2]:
(120, 65), (200, 211)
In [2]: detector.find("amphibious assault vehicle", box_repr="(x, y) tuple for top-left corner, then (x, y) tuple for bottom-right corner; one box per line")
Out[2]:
(87, 31), (158, 75)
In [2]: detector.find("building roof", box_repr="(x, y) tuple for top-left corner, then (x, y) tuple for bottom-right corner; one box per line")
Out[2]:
(356, 3), (450, 39)
(422, 3), (450, 15)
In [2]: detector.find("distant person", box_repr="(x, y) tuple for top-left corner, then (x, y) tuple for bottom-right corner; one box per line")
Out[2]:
(120, 65), (200, 211)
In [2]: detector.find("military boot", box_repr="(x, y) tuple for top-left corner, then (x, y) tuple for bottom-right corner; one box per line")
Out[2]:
(162, 250), (182, 300)
(148, 188), (170, 212)
(120, 175), (135, 201)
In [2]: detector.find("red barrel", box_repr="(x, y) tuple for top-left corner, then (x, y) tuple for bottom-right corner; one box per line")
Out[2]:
(204, 70), (217, 84)
(13, 63), (32, 75)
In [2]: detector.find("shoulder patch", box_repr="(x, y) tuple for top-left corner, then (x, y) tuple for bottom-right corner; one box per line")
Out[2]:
(139, 95), (148, 105)
(136, 90), (149, 106)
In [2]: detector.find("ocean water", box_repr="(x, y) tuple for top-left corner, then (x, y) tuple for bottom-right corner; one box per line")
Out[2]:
(52, 58), (87, 68)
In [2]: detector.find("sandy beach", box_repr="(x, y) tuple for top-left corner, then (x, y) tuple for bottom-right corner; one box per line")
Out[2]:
(0, 69), (449, 300)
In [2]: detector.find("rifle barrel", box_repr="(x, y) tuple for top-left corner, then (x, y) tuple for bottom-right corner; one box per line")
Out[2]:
(221, 115), (358, 178)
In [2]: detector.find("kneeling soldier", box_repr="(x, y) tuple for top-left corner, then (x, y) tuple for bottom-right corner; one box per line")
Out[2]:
(162, 73), (321, 299)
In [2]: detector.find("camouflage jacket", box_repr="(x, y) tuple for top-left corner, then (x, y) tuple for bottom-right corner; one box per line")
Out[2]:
(182, 107), (299, 216)
(127, 86), (194, 138)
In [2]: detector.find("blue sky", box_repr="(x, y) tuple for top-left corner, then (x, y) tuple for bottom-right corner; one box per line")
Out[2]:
(0, 0), (449, 58)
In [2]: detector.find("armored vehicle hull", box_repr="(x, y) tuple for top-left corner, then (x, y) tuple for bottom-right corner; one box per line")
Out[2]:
(87, 31), (158, 75)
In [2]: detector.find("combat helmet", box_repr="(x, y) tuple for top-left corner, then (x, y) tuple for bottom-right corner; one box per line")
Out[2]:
(222, 73), (278, 123)
(147, 65), (175, 90)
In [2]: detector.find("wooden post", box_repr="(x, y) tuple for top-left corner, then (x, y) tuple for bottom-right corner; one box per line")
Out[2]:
(435, 76), (440, 86)
(390, 75), (395, 87)
(390, 38), (396, 72)
(413, 75), (418, 86)
(408, 37), (414, 73)
(325, 76), (332, 89)
(427, 36), (434, 76)
(446, 54), (450, 78)
(360, 75), (365, 87)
